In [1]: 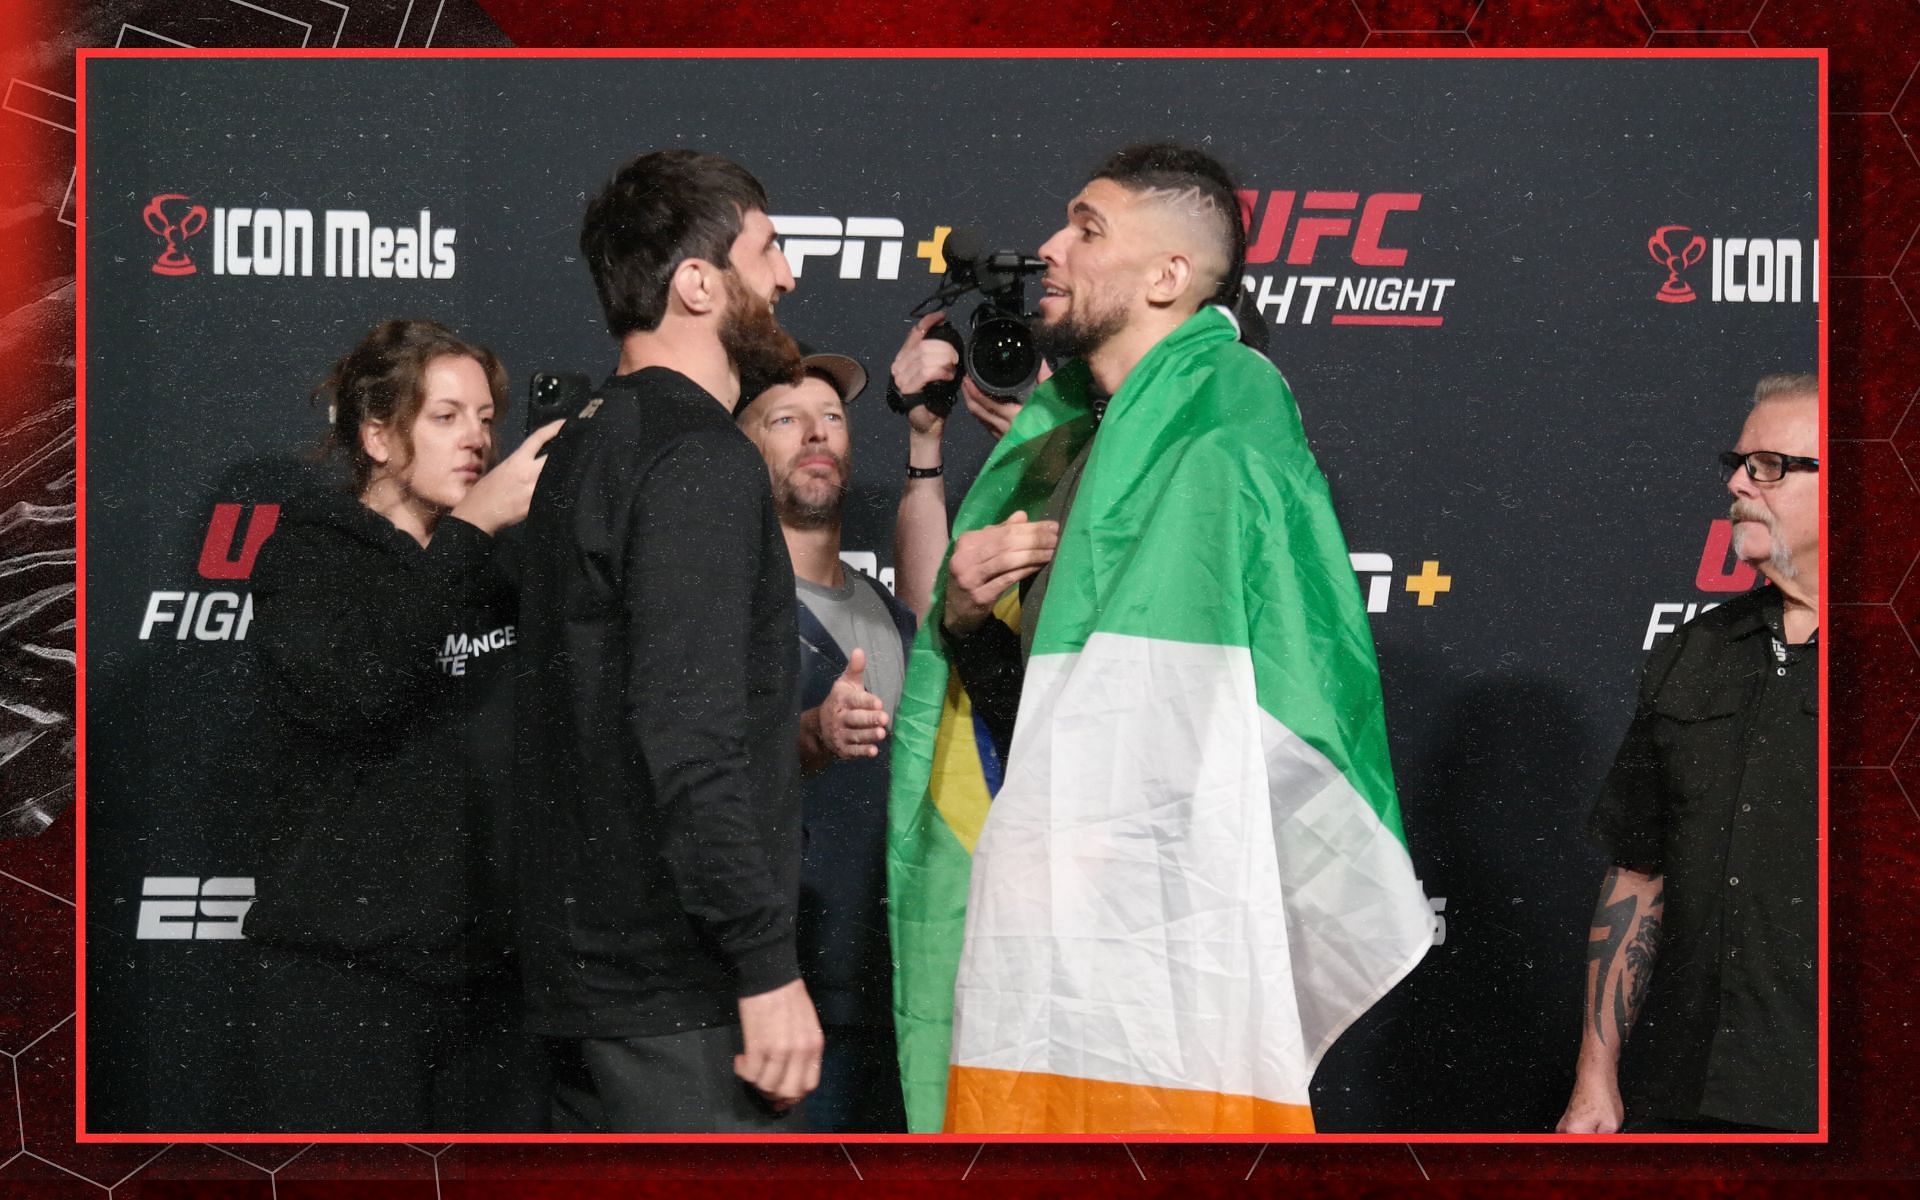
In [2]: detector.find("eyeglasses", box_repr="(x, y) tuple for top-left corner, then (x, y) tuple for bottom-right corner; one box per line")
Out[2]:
(1718, 450), (1820, 483)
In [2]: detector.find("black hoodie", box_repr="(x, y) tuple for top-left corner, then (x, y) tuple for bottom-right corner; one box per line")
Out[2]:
(239, 487), (519, 983)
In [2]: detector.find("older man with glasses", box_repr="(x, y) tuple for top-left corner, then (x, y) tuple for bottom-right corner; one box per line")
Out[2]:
(1557, 372), (1820, 1134)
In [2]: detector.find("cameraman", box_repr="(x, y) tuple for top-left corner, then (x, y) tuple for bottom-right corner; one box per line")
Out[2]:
(890, 312), (1047, 618)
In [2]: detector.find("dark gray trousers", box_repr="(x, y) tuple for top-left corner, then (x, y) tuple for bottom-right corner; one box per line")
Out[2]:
(546, 1025), (806, 1133)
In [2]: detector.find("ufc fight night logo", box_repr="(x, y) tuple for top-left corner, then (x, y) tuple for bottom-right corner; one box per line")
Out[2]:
(138, 503), (278, 642)
(136, 876), (255, 939)
(1640, 519), (1755, 647)
(1236, 190), (1454, 327)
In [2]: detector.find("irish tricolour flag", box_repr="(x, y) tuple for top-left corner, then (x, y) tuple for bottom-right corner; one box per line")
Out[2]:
(887, 306), (1433, 1134)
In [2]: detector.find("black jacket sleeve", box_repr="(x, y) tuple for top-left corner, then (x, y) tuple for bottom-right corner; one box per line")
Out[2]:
(623, 431), (799, 997)
(249, 514), (495, 742)
(942, 614), (1023, 761)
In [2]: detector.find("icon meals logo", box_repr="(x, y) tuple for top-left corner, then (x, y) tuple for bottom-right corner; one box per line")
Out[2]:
(1647, 223), (1818, 305)
(1648, 225), (1706, 303)
(144, 193), (209, 276)
(141, 194), (459, 280)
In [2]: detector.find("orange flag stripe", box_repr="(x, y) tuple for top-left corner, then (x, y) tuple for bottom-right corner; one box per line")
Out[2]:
(945, 1065), (1316, 1134)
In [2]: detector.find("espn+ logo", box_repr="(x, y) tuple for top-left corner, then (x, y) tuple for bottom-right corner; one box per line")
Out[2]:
(772, 216), (907, 280)
(136, 876), (254, 940)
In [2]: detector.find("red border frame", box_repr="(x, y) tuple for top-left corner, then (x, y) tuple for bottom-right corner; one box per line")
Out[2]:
(69, 44), (1832, 1149)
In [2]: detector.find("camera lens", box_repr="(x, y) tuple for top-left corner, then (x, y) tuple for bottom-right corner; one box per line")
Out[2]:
(967, 315), (1039, 397)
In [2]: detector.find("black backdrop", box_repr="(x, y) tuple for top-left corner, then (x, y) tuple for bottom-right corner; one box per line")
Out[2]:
(80, 54), (1819, 1133)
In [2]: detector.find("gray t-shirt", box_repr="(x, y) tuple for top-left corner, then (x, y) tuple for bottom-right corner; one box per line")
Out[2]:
(797, 572), (907, 716)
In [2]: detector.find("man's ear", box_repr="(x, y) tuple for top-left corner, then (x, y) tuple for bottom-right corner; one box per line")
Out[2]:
(1145, 251), (1197, 307)
(671, 257), (723, 317)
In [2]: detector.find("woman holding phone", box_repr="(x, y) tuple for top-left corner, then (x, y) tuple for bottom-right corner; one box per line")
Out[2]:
(240, 318), (561, 1132)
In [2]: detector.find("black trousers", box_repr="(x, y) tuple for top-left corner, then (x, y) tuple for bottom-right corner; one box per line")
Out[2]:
(808, 1023), (907, 1134)
(1620, 1114), (1794, 1134)
(248, 942), (548, 1133)
(546, 1025), (804, 1133)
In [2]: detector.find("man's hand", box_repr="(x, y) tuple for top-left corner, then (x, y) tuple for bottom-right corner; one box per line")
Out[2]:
(894, 311), (958, 437)
(960, 357), (1047, 440)
(961, 375), (1021, 439)
(942, 510), (1059, 636)
(797, 648), (891, 775)
(1556, 1068), (1625, 1134)
(735, 978), (824, 1112)
(819, 647), (888, 759)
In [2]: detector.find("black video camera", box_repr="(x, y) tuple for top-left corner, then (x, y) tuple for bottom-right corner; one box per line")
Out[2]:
(894, 228), (1046, 419)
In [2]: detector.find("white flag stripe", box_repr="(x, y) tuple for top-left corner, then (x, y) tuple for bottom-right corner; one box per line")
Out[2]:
(953, 632), (1431, 1107)
(1259, 706), (1435, 1067)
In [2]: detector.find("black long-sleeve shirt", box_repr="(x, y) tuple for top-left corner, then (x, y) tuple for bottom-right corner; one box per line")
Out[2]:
(515, 367), (802, 1039)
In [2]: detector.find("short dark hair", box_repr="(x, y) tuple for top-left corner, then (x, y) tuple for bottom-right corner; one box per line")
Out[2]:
(315, 318), (509, 494)
(579, 149), (770, 339)
(1090, 143), (1245, 305)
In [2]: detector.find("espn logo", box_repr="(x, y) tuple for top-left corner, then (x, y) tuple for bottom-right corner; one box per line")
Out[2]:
(135, 876), (254, 940)
(771, 216), (906, 280)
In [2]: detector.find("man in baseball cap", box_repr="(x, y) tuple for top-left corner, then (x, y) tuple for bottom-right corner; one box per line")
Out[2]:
(736, 346), (917, 1132)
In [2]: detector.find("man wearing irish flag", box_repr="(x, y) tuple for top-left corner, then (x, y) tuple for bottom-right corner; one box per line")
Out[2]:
(887, 144), (1435, 1134)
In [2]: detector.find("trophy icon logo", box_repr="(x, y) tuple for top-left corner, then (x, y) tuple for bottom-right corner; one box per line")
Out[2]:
(1647, 224), (1706, 303)
(143, 194), (209, 277)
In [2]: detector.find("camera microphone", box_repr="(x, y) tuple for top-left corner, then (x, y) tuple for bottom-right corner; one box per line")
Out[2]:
(942, 228), (1044, 294)
(941, 227), (985, 285)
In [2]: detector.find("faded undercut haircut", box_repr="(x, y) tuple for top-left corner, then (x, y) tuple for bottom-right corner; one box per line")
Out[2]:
(1752, 372), (1819, 406)
(579, 149), (769, 339)
(1090, 143), (1246, 306)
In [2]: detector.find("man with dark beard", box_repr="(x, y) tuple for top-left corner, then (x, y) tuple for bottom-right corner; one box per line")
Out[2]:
(1559, 374), (1819, 1134)
(735, 349), (916, 1132)
(515, 150), (824, 1131)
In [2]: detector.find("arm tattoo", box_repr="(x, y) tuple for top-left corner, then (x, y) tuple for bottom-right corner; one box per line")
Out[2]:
(1588, 881), (1637, 1045)
(1587, 872), (1665, 1047)
(1619, 887), (1664, 1034)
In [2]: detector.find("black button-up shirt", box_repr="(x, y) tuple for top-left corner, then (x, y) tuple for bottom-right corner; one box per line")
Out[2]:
(1588, 586), (1818, 1132)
